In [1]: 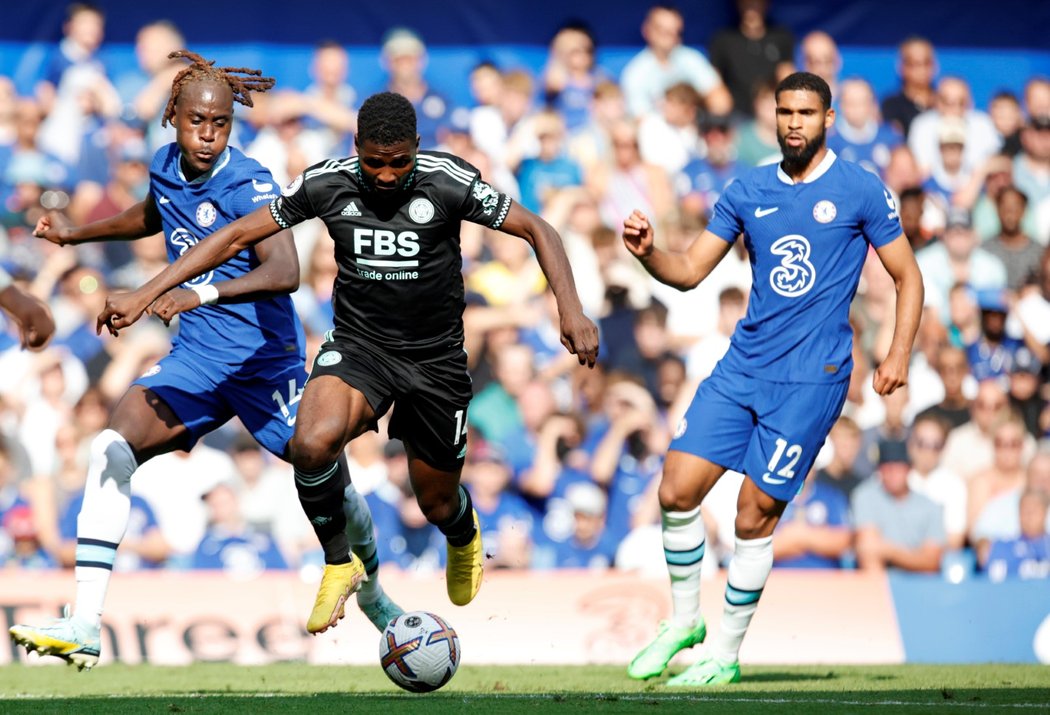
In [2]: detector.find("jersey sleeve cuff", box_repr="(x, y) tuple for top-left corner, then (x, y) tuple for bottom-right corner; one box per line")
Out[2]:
(269, 200), (291, 229)
(491, 196), (512, 230)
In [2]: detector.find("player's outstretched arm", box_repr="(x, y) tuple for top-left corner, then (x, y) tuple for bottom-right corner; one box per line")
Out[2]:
(148, 229), (299, 324)
(33, 196), (162, 246)
(498, 201), (599, 367)
(622, 209), (732, 290)
(872, 234), (924, 396)
(0, 281), (55, 350)
(96, 204), (282, 335)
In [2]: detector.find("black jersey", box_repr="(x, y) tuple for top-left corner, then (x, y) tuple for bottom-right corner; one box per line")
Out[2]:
(270, 151), (513, 351)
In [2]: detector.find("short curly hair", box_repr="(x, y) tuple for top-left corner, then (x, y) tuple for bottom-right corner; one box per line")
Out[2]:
(356, 92), (417, 147)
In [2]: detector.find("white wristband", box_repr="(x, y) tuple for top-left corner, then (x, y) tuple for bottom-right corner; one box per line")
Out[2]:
(189, 284), (219, 306)
(0, 267), (12, 292)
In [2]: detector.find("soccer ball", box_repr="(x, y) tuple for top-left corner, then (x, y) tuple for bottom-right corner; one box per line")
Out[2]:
(379, 611), (461, 692)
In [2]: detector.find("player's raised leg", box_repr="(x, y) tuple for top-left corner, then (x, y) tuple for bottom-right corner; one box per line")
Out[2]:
(629, 450), (721, 680)
(667, 477), (783, 687)
(9, 386), (191, 669)
(289, 374), (373, 634)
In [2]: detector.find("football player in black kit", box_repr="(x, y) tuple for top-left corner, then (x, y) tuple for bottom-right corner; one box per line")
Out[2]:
(98, 91), (599, 633)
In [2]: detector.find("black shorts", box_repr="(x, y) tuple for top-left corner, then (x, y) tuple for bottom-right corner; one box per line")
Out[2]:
(308, 334), (472, 472)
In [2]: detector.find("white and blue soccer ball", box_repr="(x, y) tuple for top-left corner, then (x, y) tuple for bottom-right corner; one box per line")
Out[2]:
(379, 611), (461, 692)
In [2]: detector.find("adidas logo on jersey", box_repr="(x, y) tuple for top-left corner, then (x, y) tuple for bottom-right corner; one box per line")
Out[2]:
(341, 201), (362, 217)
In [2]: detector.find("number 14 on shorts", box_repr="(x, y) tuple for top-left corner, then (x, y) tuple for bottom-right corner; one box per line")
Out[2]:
(272, 379), (304, 427)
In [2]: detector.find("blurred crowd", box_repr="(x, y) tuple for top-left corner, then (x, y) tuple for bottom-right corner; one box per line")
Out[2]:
(0, 2), (1049, 585)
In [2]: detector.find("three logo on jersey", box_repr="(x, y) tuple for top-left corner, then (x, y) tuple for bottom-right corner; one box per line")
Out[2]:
(756, 199), (839, 299)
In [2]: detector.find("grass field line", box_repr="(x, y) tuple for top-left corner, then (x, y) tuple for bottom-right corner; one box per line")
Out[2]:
(6, 692), (1048, 708)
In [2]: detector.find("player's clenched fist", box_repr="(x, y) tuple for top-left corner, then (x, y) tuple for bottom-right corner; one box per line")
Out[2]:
(96, 291), (150, 336)
(622, 209), (653, 259)
(148, 288), (203, 326)
(33, 213), (71, 246)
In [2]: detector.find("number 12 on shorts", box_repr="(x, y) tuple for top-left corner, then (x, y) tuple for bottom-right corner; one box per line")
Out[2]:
(762, 437), (802, 486)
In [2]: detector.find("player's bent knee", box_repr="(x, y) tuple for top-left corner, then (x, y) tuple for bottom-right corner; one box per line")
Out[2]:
(658, 479), (700, 513)
(87, 429), (136, 487)
(289, 431), (345, 471)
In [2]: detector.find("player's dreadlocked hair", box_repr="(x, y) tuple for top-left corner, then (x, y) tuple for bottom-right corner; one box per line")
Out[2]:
(161, 50), (275, 127)
(356, 92), (417, 147)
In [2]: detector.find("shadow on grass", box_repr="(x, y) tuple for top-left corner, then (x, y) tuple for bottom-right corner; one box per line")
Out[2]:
(3, 689), (1050, 715)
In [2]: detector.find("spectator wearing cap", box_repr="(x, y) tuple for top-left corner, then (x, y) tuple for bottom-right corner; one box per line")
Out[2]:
(965, 288), (1022, 382)
(381, 27), (449, 150)
(463, 441), (534, 569)
(1007, 346), (1047, 438)
(541, 481), (617, 569)
(983, 186), (1042, 291)
(2, 504), (54, 569)
(852, 439), (946, 573)
(916, 206), (1006, 325)
(982, 488), (1050, 583)
(908, 76), (1001, 180)
(921, 116), (972, 223)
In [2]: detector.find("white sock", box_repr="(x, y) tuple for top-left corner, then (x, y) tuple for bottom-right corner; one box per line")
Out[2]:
(713, 535), (774, 666)
(343, 482), (382, 604)
(74, 430), (137, 627)
(662, 506), (705, 629)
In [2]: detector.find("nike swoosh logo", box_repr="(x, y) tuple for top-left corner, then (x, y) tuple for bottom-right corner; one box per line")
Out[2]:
(252, 179), (274, 192)
(158, 196), (170, 204)
(761, 472), (787, 485)
(755, 207), (778, 218)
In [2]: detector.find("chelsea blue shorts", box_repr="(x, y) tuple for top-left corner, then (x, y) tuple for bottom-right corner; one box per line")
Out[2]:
(134, 346), (306, 458)
(669, 364), (849, 502)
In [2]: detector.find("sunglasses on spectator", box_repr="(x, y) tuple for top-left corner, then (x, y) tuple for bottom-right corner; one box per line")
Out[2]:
(911, 438), (944, 451)
(994, 438), (1023, 449)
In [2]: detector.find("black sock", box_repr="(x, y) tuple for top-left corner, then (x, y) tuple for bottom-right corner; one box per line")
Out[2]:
(437, 485), (476, 547)
(294, 462), (350, 565)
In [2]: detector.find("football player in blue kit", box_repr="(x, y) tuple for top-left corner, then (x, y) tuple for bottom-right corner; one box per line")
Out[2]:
(623, 72), (924, 685)
(95, 91), (599, 621)
(10, 52), (402, 671)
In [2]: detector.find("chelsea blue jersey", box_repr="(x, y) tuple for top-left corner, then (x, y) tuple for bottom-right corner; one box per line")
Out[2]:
(706, 150), (901, 383)
(149, 144), (304, 366)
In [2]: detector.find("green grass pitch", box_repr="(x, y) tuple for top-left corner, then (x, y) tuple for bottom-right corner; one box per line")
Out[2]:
(0, 663), (1048, 713)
